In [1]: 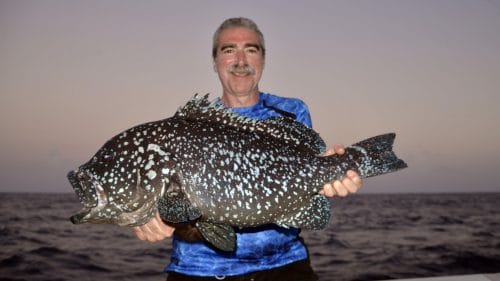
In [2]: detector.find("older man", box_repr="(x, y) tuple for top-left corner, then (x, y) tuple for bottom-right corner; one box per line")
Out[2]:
(133, 17), (362, 281)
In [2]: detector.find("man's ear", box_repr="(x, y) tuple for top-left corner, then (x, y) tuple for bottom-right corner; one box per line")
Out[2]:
(213, 60), (218, 73)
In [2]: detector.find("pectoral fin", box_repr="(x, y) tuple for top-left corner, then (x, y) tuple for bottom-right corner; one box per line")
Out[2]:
(196, 221), (236, 252)
(157, 190), (201, 223)
(275, 194), (331, 230)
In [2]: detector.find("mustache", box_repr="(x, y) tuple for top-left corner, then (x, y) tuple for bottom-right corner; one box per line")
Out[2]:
(227, 65), (256, 75)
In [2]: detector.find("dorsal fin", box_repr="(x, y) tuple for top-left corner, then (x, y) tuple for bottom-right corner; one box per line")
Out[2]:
(174, 93), (259, 128)
(258, 117), (326, 154)
(174, 94), (326, 154)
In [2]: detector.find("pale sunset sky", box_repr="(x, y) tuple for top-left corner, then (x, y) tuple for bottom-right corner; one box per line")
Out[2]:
(1, 0), (499, 193)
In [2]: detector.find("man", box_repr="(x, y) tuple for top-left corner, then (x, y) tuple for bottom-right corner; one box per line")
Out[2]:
(132, 17), (362, 281)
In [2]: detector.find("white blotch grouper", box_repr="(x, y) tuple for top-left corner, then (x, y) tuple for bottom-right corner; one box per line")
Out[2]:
(68, 94), (407, 251)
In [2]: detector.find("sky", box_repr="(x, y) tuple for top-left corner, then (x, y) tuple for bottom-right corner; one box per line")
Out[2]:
(1, 0), (499, 194)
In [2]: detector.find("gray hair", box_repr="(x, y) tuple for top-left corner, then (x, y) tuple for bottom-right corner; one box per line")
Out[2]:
(212, 17), (266, 59)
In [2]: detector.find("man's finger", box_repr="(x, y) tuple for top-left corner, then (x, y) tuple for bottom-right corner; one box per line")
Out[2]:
(320, 183), (336, 197)
(333, 144), (345, 155)
(333, 180), (348, 197)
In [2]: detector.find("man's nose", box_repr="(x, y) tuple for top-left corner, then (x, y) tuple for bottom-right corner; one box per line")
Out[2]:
(235, 50), (248, 65)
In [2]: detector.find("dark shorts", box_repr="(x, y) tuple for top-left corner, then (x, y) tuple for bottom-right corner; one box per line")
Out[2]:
(166, 259), (319, 281)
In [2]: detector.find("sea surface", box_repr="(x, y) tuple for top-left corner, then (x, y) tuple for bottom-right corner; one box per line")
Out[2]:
(1, 192), (499, 281)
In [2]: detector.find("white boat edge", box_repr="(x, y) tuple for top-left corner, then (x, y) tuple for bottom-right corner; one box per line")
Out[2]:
(377, 273), (500, 281)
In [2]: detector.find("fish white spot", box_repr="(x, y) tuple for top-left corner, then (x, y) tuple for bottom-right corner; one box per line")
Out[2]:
(145, 160), (155, 170)
(146, 170), (157, 180)
(147, 144), (168, 156)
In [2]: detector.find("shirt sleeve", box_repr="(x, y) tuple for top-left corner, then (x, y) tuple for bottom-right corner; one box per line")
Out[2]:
(294, 100), (312, 128)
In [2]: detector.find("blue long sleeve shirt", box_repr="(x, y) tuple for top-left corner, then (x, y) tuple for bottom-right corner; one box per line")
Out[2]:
(166, 92), (313, 277)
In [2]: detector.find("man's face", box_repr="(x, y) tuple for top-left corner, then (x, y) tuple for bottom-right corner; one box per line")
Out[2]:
(214, 27), (264, 98)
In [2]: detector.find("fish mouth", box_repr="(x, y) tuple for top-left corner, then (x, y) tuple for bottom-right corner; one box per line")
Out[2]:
(67, 169), (99, 208)
(68, 169), (97, 224)
(69, 208), (91, 224)
(68, 169), (112, 224)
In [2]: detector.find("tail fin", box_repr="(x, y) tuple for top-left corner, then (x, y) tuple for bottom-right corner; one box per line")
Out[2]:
(346, 133), (407, 178)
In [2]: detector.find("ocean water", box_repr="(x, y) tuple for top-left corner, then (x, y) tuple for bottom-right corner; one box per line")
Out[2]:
(1, 192), (499, 281)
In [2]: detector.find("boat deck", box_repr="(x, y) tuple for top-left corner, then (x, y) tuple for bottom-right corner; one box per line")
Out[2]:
(380, 273), (500, 281)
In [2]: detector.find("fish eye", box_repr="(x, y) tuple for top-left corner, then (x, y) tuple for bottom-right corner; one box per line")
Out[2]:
(101, 151), (115, 161)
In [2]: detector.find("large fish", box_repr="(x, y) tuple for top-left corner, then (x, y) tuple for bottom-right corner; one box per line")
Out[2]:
(68, 94), (407, 251)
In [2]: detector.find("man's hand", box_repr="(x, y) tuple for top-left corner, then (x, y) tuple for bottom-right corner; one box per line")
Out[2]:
(319, 144), (363, 197)
(131, 212), (175, 242)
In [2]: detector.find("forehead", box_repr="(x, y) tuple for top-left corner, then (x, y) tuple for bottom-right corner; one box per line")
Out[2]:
(217, 27), (261, 47)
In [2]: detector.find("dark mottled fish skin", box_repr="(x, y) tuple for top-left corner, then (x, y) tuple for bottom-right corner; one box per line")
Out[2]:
(68, 94), (407, 251)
